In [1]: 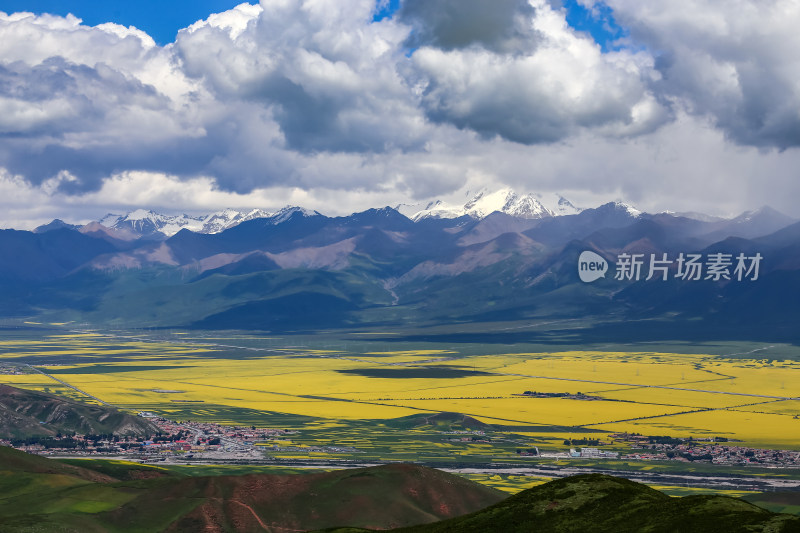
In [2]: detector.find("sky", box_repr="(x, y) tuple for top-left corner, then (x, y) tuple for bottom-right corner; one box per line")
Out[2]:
(1, 0), (800, 228)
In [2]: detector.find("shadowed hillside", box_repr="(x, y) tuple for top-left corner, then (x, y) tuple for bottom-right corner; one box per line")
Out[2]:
(381, 474), (800, 533)
(385, 412), (491, 432)
(0, 450), (505, 532)
(1, 447), (798, 532)
(0, 384), (157, 438)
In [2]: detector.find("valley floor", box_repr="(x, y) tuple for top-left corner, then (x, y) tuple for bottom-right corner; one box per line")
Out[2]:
(1, 322), (799, 498)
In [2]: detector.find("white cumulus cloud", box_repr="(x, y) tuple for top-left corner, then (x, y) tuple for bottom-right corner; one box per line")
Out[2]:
(0, 0), (798, 225)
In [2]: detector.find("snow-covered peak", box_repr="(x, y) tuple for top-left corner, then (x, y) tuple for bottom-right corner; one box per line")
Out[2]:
(395, 200), (441, 218)
(395, 199), (464, 221)
(99, 213), (124, 227)
(731, 206), (793, 224)
(124, 209), (163, 222)
(671, 211), (724, 223)
(92, 206), (324, 238)
(97, 210), (198, 238)
(200, 208), (273, 234)
(463, 188), (553, 219)
(612, 200), (642, 218)
(536, 193), (583, 216)
(271, 206), (322, 224)
(108, 210), (204, 237)
(407, 188), (564, 221)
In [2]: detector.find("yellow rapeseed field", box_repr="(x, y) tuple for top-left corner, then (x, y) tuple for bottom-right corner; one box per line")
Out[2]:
(0, 333), (798, 448)
(593, 409), (800, 448)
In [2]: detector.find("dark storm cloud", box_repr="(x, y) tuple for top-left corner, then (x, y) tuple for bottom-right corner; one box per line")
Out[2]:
(0, 57), (181, 190)
(0, 135), (218, 193)
(604, 0), (800, 150)
(265, 77), (378, 153)
(399, 0), (538, 53)
(0, 58), (148, 138)
(655, 55), (800, 150)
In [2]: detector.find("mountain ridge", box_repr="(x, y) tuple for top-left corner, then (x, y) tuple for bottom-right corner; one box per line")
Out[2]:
(31, 190), (795, 244)
(0, 450), (506, 532)
(0, 384), (157, 438)
(6, 195), (800, 340)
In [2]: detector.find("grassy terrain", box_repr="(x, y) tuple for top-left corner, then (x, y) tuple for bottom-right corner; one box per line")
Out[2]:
(743, 492), (800, 516)
(387, 474), (800, 533)
(2, 447), (799, 532)
(0, 447), (505, 532)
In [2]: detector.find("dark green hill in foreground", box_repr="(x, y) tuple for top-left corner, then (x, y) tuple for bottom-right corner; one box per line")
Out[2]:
(0, 448), (504, 532)
(0, 383), (157, 438)
(744, 492), (800, 517)
(377, 474), (800, 533)
(0, 445), (116, 482)
(0, 446), (798, 532)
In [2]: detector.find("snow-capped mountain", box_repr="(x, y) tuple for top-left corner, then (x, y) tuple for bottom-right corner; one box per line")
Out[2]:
(270, 206), (322, 224)
(99, 209), (205, 238)
(98, 208), (277, 238)
(539, 193), (583, 216)
(92, 190), (582, 239)
(81, 189), (615, 240)
(395, 200), (464, 220)
(464, 188), (553, 219)
(98, 213), (124, 228)
(610, 200), (642, 218)
(14, 199), (797, 338)
(398, 188), (582, 221)
(93, 206), (322, 238)
(199, 208), (273, 234)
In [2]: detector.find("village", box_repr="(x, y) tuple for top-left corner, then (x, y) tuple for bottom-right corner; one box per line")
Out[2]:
(612, 433), (800, 467)
(2, 413), (291, 461)
(1, 411), (375, 462)
(3, 411), (800, 469)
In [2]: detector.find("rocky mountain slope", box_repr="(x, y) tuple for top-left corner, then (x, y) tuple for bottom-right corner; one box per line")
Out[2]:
(0, 384), (157, 438)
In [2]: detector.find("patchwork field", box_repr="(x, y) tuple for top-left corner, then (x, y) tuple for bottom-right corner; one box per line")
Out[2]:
(0, 326), (799, 457)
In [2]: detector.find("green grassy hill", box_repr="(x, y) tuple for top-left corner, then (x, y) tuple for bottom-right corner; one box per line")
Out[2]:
(1, 447), (798, 532)
(0, 449), (504, 532)
(384, 412), (491, 432)
(743, 492), (800, 517)
(386, 474), (800, 533)
(0, 445), (116, 482)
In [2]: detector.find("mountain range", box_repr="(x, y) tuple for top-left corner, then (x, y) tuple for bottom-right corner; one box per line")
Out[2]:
(3, 188), (799, 340)
(34, 189), (580, 240)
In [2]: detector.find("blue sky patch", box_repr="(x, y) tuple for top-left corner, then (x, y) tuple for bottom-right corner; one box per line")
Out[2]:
(373, 0), (401, 22)
(3, 1), (629, 50)
(0, 0), (246, 45)
(561, 0), (627, 51)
